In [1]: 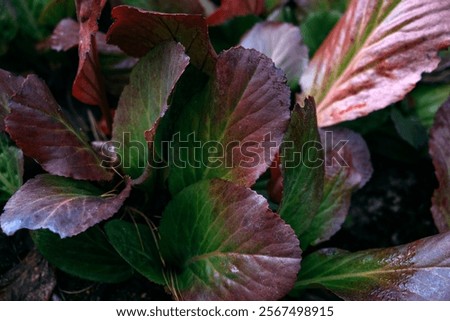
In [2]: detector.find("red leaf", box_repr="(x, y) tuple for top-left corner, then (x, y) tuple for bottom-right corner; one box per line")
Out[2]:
(430, 97), (450, 232)
(47, 18), (122, 55)
(72, 0), (111, 128)
(107, 5), (217, 74)
(207, 0), (265, 26)
(301, 0), (450, 127)
(0, 69), (25, 132)
(5, 75), (113, 181)
(1, 175), (132, 238)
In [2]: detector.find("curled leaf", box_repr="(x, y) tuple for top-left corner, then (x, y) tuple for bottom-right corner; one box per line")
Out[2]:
(5, 75), (113, 181)
(159, 179), (301, 300)
(112, 42), (189, 179)
(107, 5), (217, 74)
(0, 175), (131, 238)
(294, 232), (450, 300)
(240, 21), (309, 88)
(429, 97), (450, 232)
(301, 0), (450, 127)
(300, 127), (373, 248)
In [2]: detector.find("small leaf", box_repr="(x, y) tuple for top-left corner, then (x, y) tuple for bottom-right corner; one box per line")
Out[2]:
(168, 46), (291, 195)
(294, 232), (450, 300)
(159, 179), (301, 300)
(207, 0), (265, 26)
(0, 133), (23, 202)
(240, 21), (309, 88)
(112, 42), (189, 179)
(33, 227), (134, 283)
(0, 69), (25, 131)
(120, 0), (205, 14)
(105, 220), (165, 285)
(278, 97), (324, 239)
(107, 5), (217, 74)
(5, 74), (112, 181)
(429, 98), (450, 232)
(0, 249), (56, 300)
(72, 0), (110, 118)
(1, 175), (131, 238)
(409, 84), (450, 130)
(38, 0), (76, 27)
(301, 0), (450, 127)
(300, 127), (373, 248)
(390, 108), (427, 150)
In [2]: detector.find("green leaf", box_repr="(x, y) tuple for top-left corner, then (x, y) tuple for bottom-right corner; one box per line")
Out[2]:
(293, 232), (450, 300)
(32, 228), (134, 283)
(159, 179), (301, 300)
(168, 46), (290, 195)
(38, 0), (75, 26)
(300, 10), (341, 57)
(1, 175), (132, 238)
(11, 0), (50, 40)
(390, 108), (427, 149)
(409, 84), (450, 129)
(299, 128), (372, 249)
(0, 1), (18, 55)
(0, 133), (23, 202)
(112, 42), (189, 179)
(301, 0), (450, 126)
(105, 220), (165, 285)
(279, 97), (324, 240)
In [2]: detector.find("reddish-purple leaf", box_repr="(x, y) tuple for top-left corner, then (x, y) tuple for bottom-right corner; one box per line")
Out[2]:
(430, 97), (450, 232)
(0, 69), (25, 132)
(240, 22), (309, 88)
(159, 179), (301, 300)
(47, 18), (122, 55)
(300, 127), (373, 248)
(107, 5), (217, 74)
(0, 175), (131, 238)
(5, 75), (113, 181)
(206, 0), (265, 26)
(72, 0), (110, 115)
(295, 232), (450, 300)
(168, 46), (291, 194)
(301, 0), (450, 127)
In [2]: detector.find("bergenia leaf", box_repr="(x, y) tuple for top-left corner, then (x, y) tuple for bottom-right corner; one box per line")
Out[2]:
(105, 220), (165, 285)
(168, 46), (290, 195)
(159, 179), (301, 300)
(112, 42), (189, 179)
(47, 18), (121, 55)
(240, 22), (309, 88)
(300, 127), (373, 249)
(300, 0), (450, 127)
(107, 5), (217, 74)
(72, 0), (110, 117)
(207, 0), (265, 26)
(0, 175), (131, 238)
(0, 134), (23, 202)
(294, 232), (450, 300)
(0, 69), (25, 131)
(278, 97), (324, 240)
(33, 228), (134, 283)
(5, 75), (113, 181)
(429, 97), (450, 232)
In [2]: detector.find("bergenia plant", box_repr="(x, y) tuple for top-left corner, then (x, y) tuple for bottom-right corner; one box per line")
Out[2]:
(0, 0), (450, 300)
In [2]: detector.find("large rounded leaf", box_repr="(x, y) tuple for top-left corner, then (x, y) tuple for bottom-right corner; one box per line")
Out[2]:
(159, 179), (301, 300)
